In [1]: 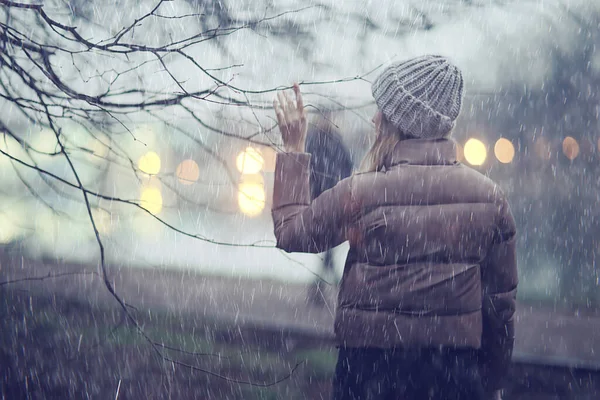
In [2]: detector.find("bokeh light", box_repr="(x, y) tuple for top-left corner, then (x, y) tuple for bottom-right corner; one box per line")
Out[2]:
(238, 174), (265, 217)
(562, 136), (580, 160)
(140, 186), (163, 214)
(463, 138), (487, 166)
(236, 147), (264, 174)
(494, 138), (515, 163)
(261, 146), (277, 173)
(138, 151), (161, 175)
(176, 159), (200, 185)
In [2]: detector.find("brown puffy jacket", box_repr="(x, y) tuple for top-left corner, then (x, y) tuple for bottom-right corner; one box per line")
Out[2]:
(272, 138), (518, 391)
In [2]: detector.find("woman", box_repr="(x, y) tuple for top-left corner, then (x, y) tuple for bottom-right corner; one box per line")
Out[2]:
(272, 55), (517, 400)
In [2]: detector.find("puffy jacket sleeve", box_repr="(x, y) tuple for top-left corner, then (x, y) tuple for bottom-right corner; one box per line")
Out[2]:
(479, 193), (518, 392)
(271, 152), (354, 253)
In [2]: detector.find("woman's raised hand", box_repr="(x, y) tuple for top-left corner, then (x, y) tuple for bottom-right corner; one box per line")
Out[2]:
(273, 83), (307, 153)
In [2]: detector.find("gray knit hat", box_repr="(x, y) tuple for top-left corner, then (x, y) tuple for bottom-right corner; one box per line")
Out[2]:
(372, 55), (464, 139)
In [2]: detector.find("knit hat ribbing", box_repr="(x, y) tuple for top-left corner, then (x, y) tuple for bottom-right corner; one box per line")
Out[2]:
(372, 55), (464, 139)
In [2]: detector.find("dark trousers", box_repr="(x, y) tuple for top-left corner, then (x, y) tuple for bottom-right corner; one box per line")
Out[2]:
(332, 347), (485, 400)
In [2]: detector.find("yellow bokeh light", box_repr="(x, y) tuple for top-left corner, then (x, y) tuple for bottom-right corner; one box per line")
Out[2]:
(138, 151), (161, 175)
(463, 138), (487, 166)
(562, 136), (579, 160)
(494, 138), (515, 164)
(238, 174), (265, 217)
(176, 159), (200, 185)
(140, 186), (163, 214)
(261, 146), (277, 173)
(236, 147), (264, 174)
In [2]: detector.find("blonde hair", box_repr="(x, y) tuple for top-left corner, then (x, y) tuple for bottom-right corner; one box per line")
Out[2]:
(359, 114), (411, 173)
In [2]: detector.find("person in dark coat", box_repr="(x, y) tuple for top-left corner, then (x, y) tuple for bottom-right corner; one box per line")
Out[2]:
(304, 115), (353, 306)
(272, 56), (517, 400)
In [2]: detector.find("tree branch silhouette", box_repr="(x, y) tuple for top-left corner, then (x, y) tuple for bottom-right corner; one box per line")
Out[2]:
(0, 0), (364, 388)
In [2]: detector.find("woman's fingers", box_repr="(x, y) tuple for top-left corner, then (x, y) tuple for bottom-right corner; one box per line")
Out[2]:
(273, 84), (307, 152)
(277, 91), (288, 113)
(283, 90), (296, 112)
(273, 99), (286, 127)
(274, 84), (304, 130)
(293, 83), (303, 112)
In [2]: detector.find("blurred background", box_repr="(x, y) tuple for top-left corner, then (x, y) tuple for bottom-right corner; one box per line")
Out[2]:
(2, 0), (600, 398)
(1, 0), (599, 305)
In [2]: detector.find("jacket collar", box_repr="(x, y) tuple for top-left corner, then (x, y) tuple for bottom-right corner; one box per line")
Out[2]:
(385, 138), (458, 168)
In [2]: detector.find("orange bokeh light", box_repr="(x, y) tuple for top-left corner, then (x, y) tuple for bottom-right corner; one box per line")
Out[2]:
(494, 138), (515, 164)
(176, 159), (200, 185)
(562, 137), (579, 160)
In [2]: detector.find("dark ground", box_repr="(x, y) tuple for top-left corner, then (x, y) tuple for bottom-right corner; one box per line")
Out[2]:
(2, 246), (600, 399)
(1, 287), (336, 399)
